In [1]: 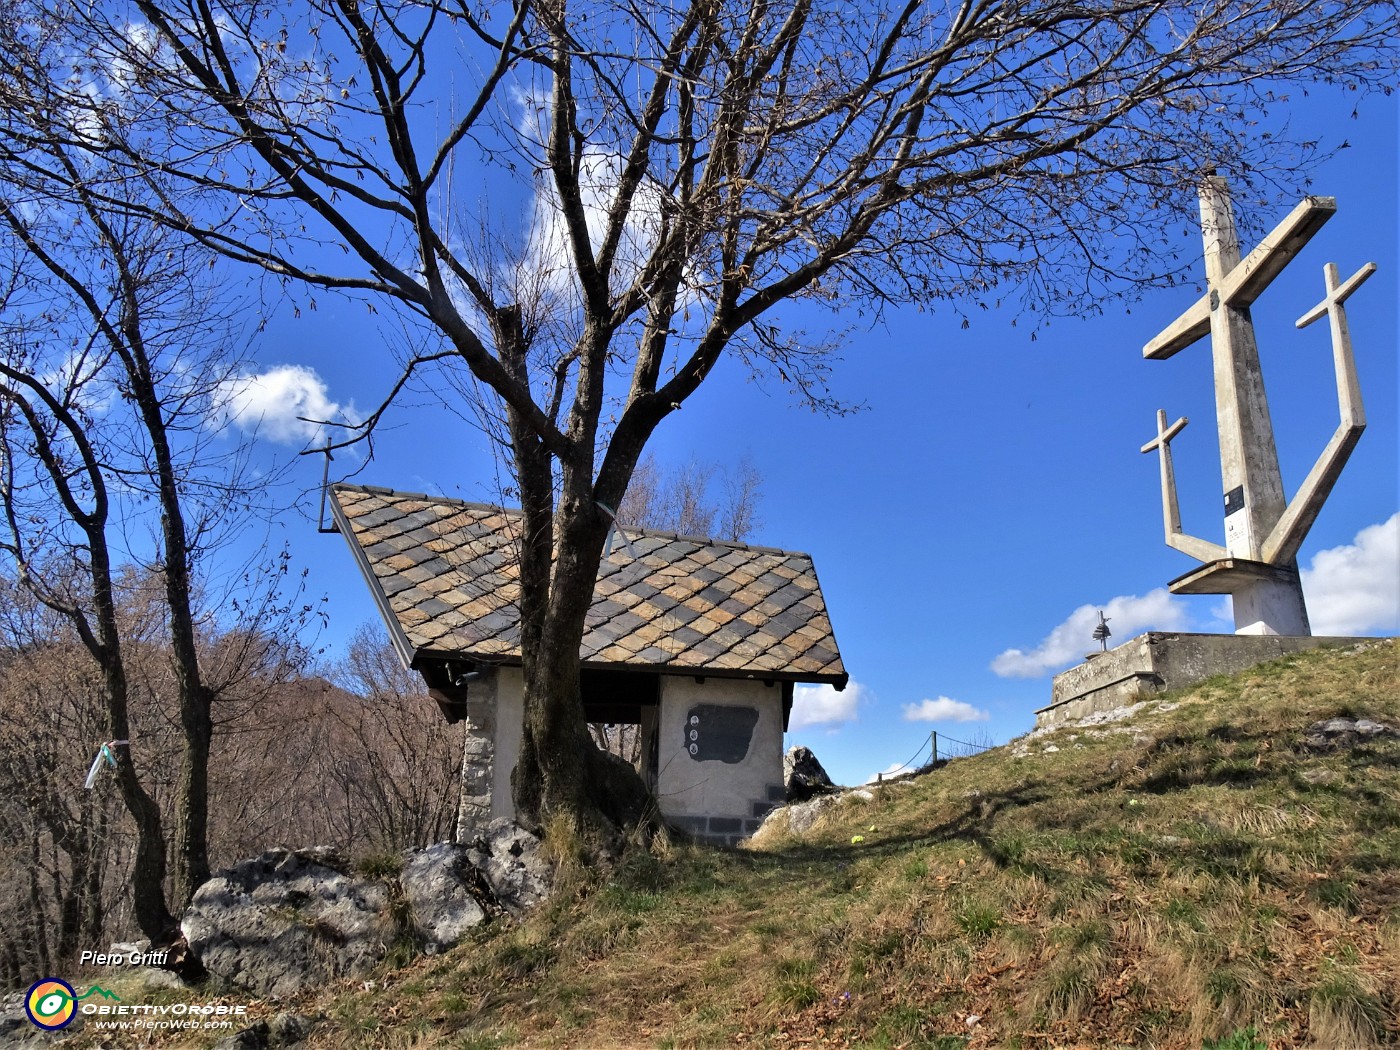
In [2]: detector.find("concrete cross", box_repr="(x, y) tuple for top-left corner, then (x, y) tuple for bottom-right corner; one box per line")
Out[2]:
(1140, 409), (1227, 565)
(1141, 177), (1373, 636)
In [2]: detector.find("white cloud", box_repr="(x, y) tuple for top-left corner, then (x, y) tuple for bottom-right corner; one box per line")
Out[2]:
(901, 696), (990, 723)
(1301, 514), (1400, 635)
(790, 680), (864, 731)
(991, 588), (1190, 678)
(523, 151), (663, 294)
(1208, 598), (1234, 628)
(41, 348), (115, 415)
(509, 85), (672, 307)
(211, 365), (356, 446)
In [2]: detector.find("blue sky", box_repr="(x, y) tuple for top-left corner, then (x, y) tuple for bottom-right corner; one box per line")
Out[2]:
(221, 88), (1397, 789)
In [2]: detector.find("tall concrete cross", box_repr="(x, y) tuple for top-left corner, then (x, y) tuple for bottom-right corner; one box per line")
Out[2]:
(1141, 176), (1374, 636)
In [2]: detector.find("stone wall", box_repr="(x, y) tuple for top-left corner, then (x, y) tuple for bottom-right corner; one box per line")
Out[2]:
(1038, 633), (1366, 728)
(454, 671), (497, 841)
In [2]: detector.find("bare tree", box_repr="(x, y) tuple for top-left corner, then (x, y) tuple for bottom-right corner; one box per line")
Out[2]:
(0, 563), (318, 978)
(617, 454), (762, 543)
(0, 579), (117, 987)
(1, 0), (1391, 843)
(0, 134), (296, 938)
(203, 624), (464, 861)
(323, 624), (465, 854)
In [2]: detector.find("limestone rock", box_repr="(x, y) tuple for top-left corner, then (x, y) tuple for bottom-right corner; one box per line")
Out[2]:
(139, 968), (186, 991)
(183, 830), (553, 995)
(212, 1022), (272, 1050)
(758, 792), (840, 837)
(270, 1013), (316, 1046)
(400, 843), (491, 952)
(211, 1015), (314, 1050)
(181, 848), (392, 997)
(0, 986), (83, 1045)
(464, 820), (553, 918)
(1302, 716), (1396, 752)
(784, 746), (837, 802)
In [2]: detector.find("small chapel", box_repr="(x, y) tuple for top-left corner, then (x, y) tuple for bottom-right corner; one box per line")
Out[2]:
(328, 483), (848, 845)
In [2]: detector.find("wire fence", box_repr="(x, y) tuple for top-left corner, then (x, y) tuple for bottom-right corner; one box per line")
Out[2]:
(877, 730), (998, 782)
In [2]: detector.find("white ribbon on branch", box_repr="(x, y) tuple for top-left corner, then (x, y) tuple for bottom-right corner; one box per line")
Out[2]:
(83, 740), (129, 790)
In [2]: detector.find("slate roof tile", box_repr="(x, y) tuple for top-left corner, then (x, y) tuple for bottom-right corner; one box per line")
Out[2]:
(668, 604), (702, 626)
(690, 615), (721, 637)
(755, 598), (786, 618)
(669, 625), (705, 650)
(330, 484), (847, 684)
(718, 597), (750, 618)
(696, 585), (729, 607)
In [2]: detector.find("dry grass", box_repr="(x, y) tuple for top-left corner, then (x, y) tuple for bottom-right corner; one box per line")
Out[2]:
(65, 639), (1399, 1049)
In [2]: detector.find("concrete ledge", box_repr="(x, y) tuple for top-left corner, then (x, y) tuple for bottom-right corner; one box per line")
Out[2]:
(1168, 558), (1301, 595)
(1038, 633), (1368, 729)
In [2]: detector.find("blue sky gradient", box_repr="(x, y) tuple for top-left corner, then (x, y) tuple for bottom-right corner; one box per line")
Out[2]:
(225, 86), (1397, 788)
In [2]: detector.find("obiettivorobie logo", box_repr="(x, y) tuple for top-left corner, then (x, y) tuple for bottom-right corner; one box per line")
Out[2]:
(24, 979), (120, 1030)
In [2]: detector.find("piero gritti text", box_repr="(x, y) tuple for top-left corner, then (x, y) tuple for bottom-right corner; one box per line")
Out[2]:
(79, 948), (170, 967)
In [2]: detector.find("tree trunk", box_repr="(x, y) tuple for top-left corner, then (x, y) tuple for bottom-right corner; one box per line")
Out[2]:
(88, 537), (178, 942)
(509, 489), (654, 841)
(121, 297), (213, 914)
(114, 765), (178, 942)
(171, 721), (211, 912)
(80, 797), (108, 948)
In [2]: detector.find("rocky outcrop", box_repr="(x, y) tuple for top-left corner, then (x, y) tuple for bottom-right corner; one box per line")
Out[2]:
(211, 1013), (317, 1050)
(401, 844), (491, 952)
(181, 848), (393, 998)
(1301, 716), (1396, 751)
(778, 792), (840, 835)
(784, 746), (837, 802)
(184, 824), (553, 996)
(463, 819), (553, 918)
(0, 987), (81, 1046)
(751, 783), (883, 843)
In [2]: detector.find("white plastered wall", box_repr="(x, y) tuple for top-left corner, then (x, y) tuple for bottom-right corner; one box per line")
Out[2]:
(655, 677), (784, 832)
(491, 667), (525, 821)
(484, 669), (785, 842)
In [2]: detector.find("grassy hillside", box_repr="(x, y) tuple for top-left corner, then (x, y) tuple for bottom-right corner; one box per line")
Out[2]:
(83, 640), (1400, 1048)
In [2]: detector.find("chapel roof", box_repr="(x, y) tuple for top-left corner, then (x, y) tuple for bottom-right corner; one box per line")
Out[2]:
(328, 483), (848, 687)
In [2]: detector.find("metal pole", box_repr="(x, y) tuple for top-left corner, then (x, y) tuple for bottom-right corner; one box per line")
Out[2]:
(316, 441), (335, 533)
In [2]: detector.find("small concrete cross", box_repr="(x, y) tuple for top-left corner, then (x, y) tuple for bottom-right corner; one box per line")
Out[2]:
(1140, 409), (1188, 455)
(1140, 409), (1227, 565)
(1296, 261), (1376, 332)
(1254, 259), (1373, 570)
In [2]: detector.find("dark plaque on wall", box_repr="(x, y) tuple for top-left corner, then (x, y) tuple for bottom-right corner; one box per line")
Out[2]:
(1224, 485), (1245, 516)
(684, 704), (760, 764)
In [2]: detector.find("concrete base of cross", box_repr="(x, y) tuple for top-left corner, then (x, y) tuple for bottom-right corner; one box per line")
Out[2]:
(1036, 632), (1369, 729)
(1167, 558), (1310, 635)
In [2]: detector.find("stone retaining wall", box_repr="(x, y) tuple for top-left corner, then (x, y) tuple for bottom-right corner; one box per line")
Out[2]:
(1038, 633), (1366, 729)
